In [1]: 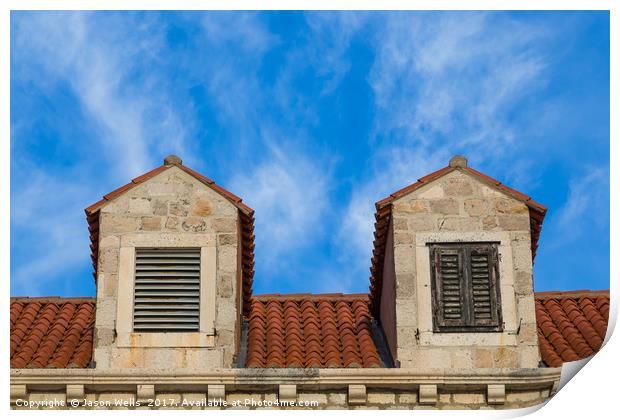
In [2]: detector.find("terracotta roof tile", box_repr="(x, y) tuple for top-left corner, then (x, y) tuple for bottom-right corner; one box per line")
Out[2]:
(84, 161), (255, 316)
(246, 294), (382, 369)
(10, 291), (609, 369)
(368, 163), (547, 317)
(535, 290), (609, 367)
(10, 298), (95, 369)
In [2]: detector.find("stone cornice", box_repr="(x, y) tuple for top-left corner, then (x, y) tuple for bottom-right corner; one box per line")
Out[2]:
(11, 367), (561, 389)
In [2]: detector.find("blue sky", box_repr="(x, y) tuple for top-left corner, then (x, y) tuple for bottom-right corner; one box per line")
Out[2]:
(10, 11), (609, 297)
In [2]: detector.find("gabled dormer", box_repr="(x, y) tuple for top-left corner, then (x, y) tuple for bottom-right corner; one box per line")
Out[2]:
(370, 155), (547, 370)
(85, 155), (254, 369)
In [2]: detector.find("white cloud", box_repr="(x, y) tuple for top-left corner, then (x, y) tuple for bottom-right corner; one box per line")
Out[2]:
(332, 12), (552, 283)
(550, 167), (609, 245)
(11, 170), (91, 295)
(11, 12), (189, 179)
(230, 145), (332, 270)
(11, 12), (193, 294)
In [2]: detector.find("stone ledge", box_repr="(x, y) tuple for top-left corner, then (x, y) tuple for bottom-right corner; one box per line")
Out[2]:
(11, 367), (560, 397)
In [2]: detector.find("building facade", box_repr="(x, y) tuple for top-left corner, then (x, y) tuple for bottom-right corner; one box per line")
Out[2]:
(10, 155), (609, 410)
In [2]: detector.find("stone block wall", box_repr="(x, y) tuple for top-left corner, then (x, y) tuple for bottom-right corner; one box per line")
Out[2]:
(388, 169), (540, 369)
(93, 166), (241, 369)
(13, 387), (552, 410)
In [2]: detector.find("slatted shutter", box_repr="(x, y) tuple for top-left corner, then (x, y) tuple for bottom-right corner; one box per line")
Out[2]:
(469, 245), (501, 327)
(133, 248), (201, 332)
(430, 243), (502, 332)
(432, 248), (466, 329)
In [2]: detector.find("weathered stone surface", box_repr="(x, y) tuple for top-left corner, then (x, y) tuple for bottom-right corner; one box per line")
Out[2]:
(129, 197), (151, 214)
(367, 392), (396, 405)
(169, 202), (188, 217)
(497, 215), (530, 230)
(140, 216), (161, 231)
(395, 273), (415, 297)
(464, 198), (486, 216)
(217, 330), (234, 347)
(299, 393), (328, 405)
(99, 235), (120, 248)
(482, 215), (498, 230)
(494, 198), (528, 214)
(453, 393), (485, 405)
(443, 177), (474, 196)
(98, 247), (119, 274)
(505, 390), (541, 404)
(430, 199), (459, 215)
(100, 214), (140, 233)
(474, 348), (494, 368)
(518, 323), (538, 344)
(103, 273), (118, 297)
(165, 216), (179, 229)
(218, 273), (234, 298)
(407, 216), (435, 231)
(95, 297), (117, 328)
(92, 166), (241, 371)
(493, 347), (519, 368)
(218, 233), (237, 246)
(152, 198), (168, 216)
(95, 328), (115, 347)
(398, 393), (417, 404)
(394, 200), (429, 214)
(216, 299), (238, 329)
(514, 270), (533, 295)
(218, 246), (237, 272)
(394, 231), (413, 244)
(191, 197), (214, 216)
(182, 216), (207, 232)
(394, 245), (415, 274)
(212, 218), (237, 232)
(437, 216), (481, 231)
(393, 217), (409, 230)
(327, 392), (346, 405)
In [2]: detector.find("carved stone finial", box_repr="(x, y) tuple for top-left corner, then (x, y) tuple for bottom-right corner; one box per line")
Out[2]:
(164, 154), (182, 166)
(449, 155), (468, 168)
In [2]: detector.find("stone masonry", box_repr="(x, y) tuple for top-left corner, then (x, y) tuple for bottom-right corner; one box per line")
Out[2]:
(93, 165), (242, 369)
(387, 161), (539, 369)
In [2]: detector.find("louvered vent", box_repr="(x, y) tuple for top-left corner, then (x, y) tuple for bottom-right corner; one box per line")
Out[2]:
(133, 248), (201, 332)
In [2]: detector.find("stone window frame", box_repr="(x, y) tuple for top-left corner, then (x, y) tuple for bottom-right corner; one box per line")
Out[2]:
(428, 242), (503, 333)
(115, 233), (216, 348)
(414, 231), (519, 347)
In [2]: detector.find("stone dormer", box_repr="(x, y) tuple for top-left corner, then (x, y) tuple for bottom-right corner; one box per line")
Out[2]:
(85, 155), (255, 369)
(370, 156), (547, 370)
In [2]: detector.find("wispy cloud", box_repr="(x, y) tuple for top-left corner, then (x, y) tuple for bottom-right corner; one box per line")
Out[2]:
(330, 12), (552, 281)
(11, 11), (193, 294)
(10, 11), (608, 296)
(230, 144), (332, 285)
(551, 167), (610, 244)
(10, 169), (91, 295)
(11, 12), (188, 179)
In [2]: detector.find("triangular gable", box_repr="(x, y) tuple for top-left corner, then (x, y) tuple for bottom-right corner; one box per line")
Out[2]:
(369, 156), (547, 316)
(84, 156), (255, 316)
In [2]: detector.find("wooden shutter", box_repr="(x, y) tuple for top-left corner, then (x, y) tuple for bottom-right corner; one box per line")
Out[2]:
(468, 245), (501, 328)
(431, 243), (502, 332)
(133, 248), (201, 332)
(432, 246), (466, 329)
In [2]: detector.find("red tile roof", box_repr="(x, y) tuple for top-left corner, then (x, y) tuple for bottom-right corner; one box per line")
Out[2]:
(84, 161), (256, 316)
(10, 290), (609, 369)
(369, 164), (547, 317)
(245, 294), (383, 368)
(535, 290), (609, 367)
(10, 297), (95, 368)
